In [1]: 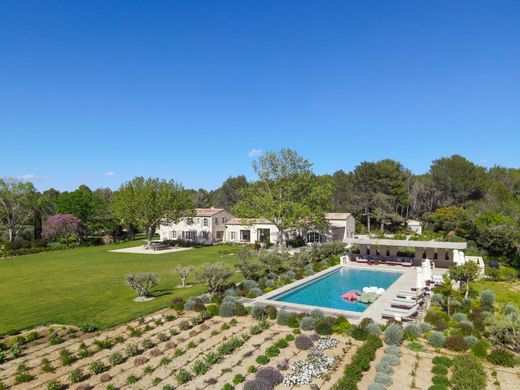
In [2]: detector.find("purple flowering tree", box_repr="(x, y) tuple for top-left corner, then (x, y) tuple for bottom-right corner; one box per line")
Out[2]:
(43, 214), (87, 246)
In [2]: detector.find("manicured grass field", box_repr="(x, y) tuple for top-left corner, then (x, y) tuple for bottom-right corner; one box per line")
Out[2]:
(471, 279), (520, 307)
(0, 240), (241, 335)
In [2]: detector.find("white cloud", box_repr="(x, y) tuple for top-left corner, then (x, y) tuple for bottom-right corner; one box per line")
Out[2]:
(20, 174), (50, 181)
(104, 171), (116, 177)
(248, 148), (263, 158)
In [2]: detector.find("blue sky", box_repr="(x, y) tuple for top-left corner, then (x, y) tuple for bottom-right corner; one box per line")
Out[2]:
(1, 1), (519, 191)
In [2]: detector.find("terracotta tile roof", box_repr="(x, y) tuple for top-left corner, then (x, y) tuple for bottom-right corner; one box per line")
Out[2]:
(226, 217), (273, 225)
(325, 213), (352, 220)
(195, 208), (225, 217)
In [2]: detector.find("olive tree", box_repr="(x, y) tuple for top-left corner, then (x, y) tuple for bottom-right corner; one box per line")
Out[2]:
(126, 273), (159, 297)
(449, 261), (480, 299)
(112, 177), (194, 248)
(174, 265), (194, 288)
(199, 262), (234, 295)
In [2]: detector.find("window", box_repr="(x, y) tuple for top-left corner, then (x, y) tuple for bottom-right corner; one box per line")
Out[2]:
(216, 231), (223, 240)
(172, 231), (177, 239)
(215, 217), (219, 225)
(184, 231), (192, 240)
(222, 217), (226, 224)
(200, 231), (209, 240)
(230, 231), (236, 240)
(203, 218), (208, 227)
(240, 230), (251, 242)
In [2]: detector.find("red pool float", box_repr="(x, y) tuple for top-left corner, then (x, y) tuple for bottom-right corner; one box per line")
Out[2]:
(341, 291), (358, 301)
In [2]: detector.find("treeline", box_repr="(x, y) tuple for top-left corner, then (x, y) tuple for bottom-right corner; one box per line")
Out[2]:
(1, 152), (519, 267)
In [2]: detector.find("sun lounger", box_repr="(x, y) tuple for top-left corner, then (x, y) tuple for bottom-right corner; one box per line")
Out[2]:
(382, 306), (418, 321)
(396, 290), (424, 299)
(391, 298), (422, 309)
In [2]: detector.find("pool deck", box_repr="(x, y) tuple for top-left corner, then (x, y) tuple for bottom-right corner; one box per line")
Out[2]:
(245, 263), (447, 324)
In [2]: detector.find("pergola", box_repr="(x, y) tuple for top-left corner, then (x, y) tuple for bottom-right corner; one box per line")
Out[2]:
(344, 237), (467, 268)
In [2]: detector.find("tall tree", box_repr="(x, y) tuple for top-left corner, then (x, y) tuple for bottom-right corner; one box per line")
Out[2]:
(430, 155), (488, 206)
(0, 178), (37, 242)
(233, 149), (332, 246)
(213, 175), (248, 209)
(42, 214), (87, 246)
(112, 177), (195, 248)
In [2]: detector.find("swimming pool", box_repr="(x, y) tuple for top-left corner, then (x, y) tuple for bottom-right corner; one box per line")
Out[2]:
(272, 267), (402, 312)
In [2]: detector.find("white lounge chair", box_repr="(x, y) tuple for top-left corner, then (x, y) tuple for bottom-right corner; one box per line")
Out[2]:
(382, 306), (418, 321)
(396, 290), (424, 299)
(391, 298), (423, 309)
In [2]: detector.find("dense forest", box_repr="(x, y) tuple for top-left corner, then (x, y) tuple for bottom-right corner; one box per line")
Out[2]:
(1, 153), (519, 269)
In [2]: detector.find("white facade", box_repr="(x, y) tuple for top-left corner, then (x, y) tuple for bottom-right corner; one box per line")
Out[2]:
(158, 208), (234, 244)
(406, 219), (423, 235)
(224, 213), (356, 245)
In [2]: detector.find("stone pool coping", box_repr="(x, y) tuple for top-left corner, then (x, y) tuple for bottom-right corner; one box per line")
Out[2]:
(244, 263), (421, 324)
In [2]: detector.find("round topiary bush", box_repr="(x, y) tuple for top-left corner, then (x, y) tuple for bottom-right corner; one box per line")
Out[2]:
(368, 384), (387, 390)
(452, 312), (468, 322)
(315, 317), (336, 335)
(255, 366), (284, 387)
(249, 288), (263, 297)
(243, 280), (258, 289)
(276, 359), (289, 371)
(431, 365), (448, 375)
(503, 303), (519, 316)
(375, 361), (394, 374)
(431, 293), (443, 306)
(276, 310), (291, 326)
(428, 331), (446, 348)
(464, 335), (478, 348)
(219, 301), (236, 317)
(300, 316), (316, 331)
(234, 303), (248, 316)
(384, 323), (403, 346)
(380, 354), (400, 366)
(251, 306), (267, 320)
(295, 334), (314, 350)
(359, 317), (375, 330)
(404, 323), (421, 340)
(419, 323), (431, 334)
(480, 289), (495, 307)
(432, 375), (451, 387)
(310, 309), (325, 320)
(309, 333), (320, 341)
(365, 322), (381, 336)
(265, 306), (278, 320)
(384, 345), (402, 356)
(243, 378), (271, 390)
(445, 335), (469, 352)
(374, 372), (393, 386)
(432, 356), (452, 367)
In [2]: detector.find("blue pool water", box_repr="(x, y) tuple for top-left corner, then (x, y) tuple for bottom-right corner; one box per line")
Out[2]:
(273, 268), (402, 312)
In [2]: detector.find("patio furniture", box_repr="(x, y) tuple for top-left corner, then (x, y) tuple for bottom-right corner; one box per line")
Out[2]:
(382, 306), (419, 321)
(391, 298), (423, 309)
(396, 290), (424, 299)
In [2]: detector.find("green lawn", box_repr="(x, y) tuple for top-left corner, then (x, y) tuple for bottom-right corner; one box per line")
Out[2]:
(471, 279), (520, 307)
(0, 241), (241, 335)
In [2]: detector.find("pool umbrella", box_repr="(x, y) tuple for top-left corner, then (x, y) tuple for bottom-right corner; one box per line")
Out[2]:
(422, 259), (432, 283)
(415, 267), (425, 303)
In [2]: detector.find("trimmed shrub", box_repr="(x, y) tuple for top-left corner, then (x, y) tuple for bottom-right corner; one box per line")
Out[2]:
(381, 354), (400, 366)
(431, 365), (448, 375)
(265, 306), (278, 319)
(368, 384), (386, 390)
(451, 354), (486, 390)
(235, 303), (248, 316)
(480, 289), (495, 307)
(276, 359), (289, 371)
(310, 309), (325, 320)
(408, 342), (425, 352)
(424, 309), (449, 331)
(255, 366), (284, 387)
(487, 347), (515, 367)
(359, 317), (374, 330)
(206, 304), (219, 316)
(419, 323), (431, 334)
(384, 345), (401, 356)
(300, 316), (316, 331)
(445, 335), (469, 352)
(432, 356), (452, 367)
(375, 361), (393, 374)
(384, 323), (403, 346)
(403, 323), (421, 340)
(452, 312), (467, 322)
(350, 326), (368, 341)
(249, 287), (263, 297)
(472, 339), (490, 359)
(315, 317), (336, 335)
(276, 310), (292, 326)
(432, 375), (451, 386)
(365, 322), (381, 336)
(251, 306), (267, 320)
(428, 331), (446, 348)
(464, 335), (478, 348)
(295, 334), (314, 350)
(374, 372), (393, 386)
(219, 302), (236, 317)
(256, 355), (270, 365)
